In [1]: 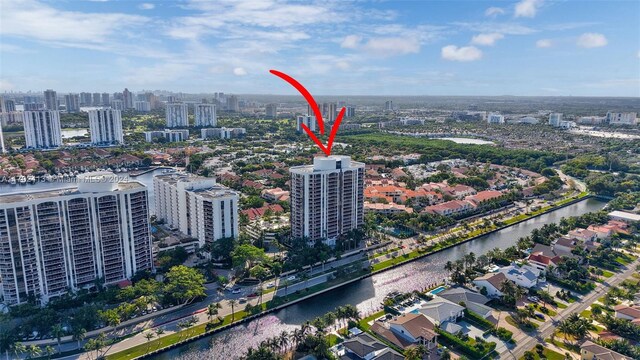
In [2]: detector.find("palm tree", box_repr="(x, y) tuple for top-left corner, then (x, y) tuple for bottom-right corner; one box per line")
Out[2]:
(11, 342), (26, 360)
(25, 345), (41, 360)
(557, 319), (572, 339)
(278, 331), (289, 354)
(154, 327), (165, 350)
(72, 327), (86, 350)
(464, 252), (476, 269)
(144, 332), (155, 353)
(207, 303), (220, 321)
(51, 324), (65, 353)
(44, 346), (55, 360)
(229, 299), (237, 321)
(0, 329), (15, 360)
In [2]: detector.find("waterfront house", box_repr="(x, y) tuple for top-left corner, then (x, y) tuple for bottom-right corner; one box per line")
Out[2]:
(418, 297), (465, 328)
(339, 333), (405, 360)
(365, 202), (414, 215)
(386, 313), (438, 350)
(580, 340), (632, 360)
(465, 190), (504, 207)
(498, 264), (540, 288)
(473, 272), (509, 298)
(608, 210), (640, 224)
(568, 228), (598, 242)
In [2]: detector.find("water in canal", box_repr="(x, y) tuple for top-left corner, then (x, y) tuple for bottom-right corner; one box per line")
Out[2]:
(151, 198), (607, 360)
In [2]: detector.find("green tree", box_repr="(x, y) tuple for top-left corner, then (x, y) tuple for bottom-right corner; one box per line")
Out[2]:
(163, 265), (206, 305)
(51, 323), (65, 353)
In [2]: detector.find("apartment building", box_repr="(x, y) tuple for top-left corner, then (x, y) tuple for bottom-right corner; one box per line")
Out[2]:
(289, 155), (365, 245)
(166, 103), (189, 127)
(296, 115), (317, 133)
(154, 173), (239, 246)
(88, 109), (124, 146)
(195, 103), (217, 127)
(0, 172), (153, 305)
(23, 110), (62, 149)
(200, 127), (246, 140)
(144, 129), (189, 142)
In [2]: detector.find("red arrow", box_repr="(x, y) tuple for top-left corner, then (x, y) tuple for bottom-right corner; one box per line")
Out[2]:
(270, 69), (344, 156)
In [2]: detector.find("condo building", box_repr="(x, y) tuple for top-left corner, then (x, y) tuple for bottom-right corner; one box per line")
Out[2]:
(200, 127), (246, 140)
(23, 110), (62, 149)
(134, 101), (151, 112)
(296, 115), (317, 133)
(195, 103), (217, 127)
(43, 89), (57, 110)
(144, 129), (189, 143)
(0, 172), (153, 305)
(265, 103), (277, 119)
(549, 113), (563, 127)
(154, 174), (239, 246)
(487, 113), (505, 124)
(166, 103), (189, 127)
(88, 109), (124, 145)
(0, 124), (4, 153)
(289, 155), (365, 245)
(65, 94), (80, 113)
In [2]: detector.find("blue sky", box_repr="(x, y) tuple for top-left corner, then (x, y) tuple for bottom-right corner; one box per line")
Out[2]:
(0, 0), (638, 96)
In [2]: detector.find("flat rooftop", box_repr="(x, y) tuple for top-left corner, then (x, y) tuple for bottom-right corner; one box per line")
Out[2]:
(0, 181), (145, 205)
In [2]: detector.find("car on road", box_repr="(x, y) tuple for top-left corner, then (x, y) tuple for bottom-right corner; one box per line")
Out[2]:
(266, 282), (275, 288)
(247, 293), (258, 298)
(238, 297), (247, 303)
(533, 312), (545, 320)
(232, 288), (241, 294)
(286, 275), (296, 281)
(527, 296), (539, 302)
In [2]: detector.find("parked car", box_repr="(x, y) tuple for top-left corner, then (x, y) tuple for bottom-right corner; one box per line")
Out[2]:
(286, 275), (296, 281)
(527, 296), (539, 302)
(247, 293), (258, 298)
(266, 282), (275, 288)
(533, 312), (545, 320)
(238, 297), (247, 303)
(232, 288), (241, 294)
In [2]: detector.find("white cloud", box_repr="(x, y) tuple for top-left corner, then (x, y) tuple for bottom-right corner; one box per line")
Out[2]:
(637, 50), (640, 59)
(536, 39), (553, 48)
(233, 67), (247, 76)
(577, 33), (607, 48)
(0, 0), (148, 45)
(0, 79), (14, 91)
(485, 7), (505, 17)
(453, 22), (536, 35)
(514, 0), (543, 18)
(441, 45), (482, 62)
(362, 37), (420, 56)
(138, 3), (155, 10)
(471, 33), (504, 46)
(341, 35), (361, 49)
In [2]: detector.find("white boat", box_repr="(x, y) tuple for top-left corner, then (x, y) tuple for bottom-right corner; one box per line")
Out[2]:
(9, 177), (16, 185)
(18, 176), (27, 185)
(27, 175), (36, 183)
(44, 174), (53, 182)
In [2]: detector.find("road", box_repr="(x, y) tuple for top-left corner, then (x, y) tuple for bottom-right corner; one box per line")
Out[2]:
(499, 258), (640, 359)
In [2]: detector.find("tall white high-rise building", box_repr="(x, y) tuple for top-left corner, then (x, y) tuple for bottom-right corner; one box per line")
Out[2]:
(92, 93), (101, 106)
(289, 155), (365, 245)
(102, 93), (110, 106)
(227, 95), (239, 112)
(487, 113), (505, 124)
(0, 124), (5, 153)
(23, 110), (62, 149)
(80, 92), (92, 106)
(549, 113), (563, 127)
(43, 89), (57, 110)
(166, 103), (189, 127)
(296, 115), (317, 133)
(134, 101), (151, 112)
(89, 109), (124, 145)
(328, 103), (338, 122)
(0, 172), (153, 305)
(65, 94), (80, 113)
(111, 99), (124, 111)
(195, 103), (217, 127)
(154, 174), (239, 246)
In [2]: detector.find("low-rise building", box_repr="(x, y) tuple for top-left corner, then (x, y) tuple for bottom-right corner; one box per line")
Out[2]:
(144, 129), (189, 142)
(613, 304), (640, 322)
(498, 264), (540, 288)
(339, 333), (405, 360)
(580, 340), (632, 360)
(261, 187), (290, 202)
(608, 210), (640, 223)
(473, 272), (509, 298)
(387, 313), (438, 350)
(418, 296), (465, 327)
(364, 202), (413, 214)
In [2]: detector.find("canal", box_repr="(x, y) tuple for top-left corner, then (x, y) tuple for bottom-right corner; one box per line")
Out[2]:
(151, 197), (607, 360)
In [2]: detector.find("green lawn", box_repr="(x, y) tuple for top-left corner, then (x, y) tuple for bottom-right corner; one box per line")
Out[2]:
(556, 302), (568, 309)
(546, 338), (580, 354)
(505, 316), (539, 331)
(327, 333), (343, 346)
(519, 347), (566, 360)
(358, 310), (385, 330)
(107, 311), (250, 360)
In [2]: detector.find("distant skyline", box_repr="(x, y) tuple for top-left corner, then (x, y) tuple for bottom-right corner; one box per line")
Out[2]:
(0, 0), (639, 97)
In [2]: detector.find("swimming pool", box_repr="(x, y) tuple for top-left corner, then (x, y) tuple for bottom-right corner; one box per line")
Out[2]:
(429, 286), (446, 295)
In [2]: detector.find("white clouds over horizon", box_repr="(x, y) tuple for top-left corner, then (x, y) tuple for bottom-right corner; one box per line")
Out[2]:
(471, 33), (504, 46)
(441, 45), (483, 62)
(577, 33), (608, 48)
(536, 39), (553, 48)
(485, 7), (505, 17)
(514, 0), (543, 18)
